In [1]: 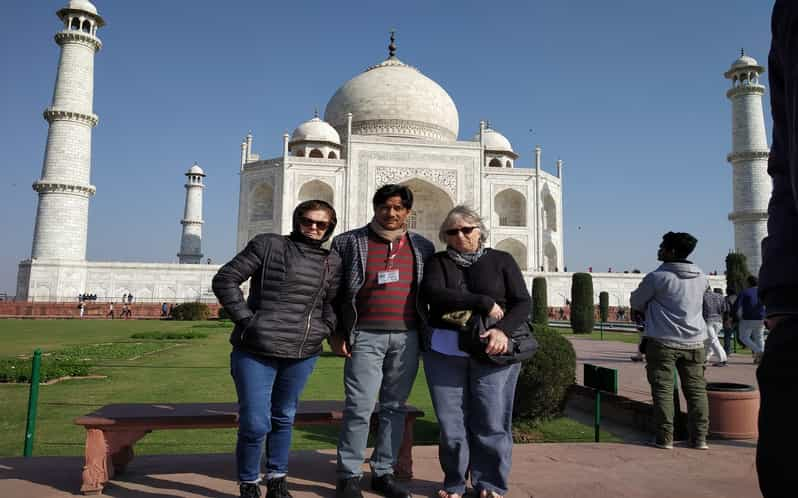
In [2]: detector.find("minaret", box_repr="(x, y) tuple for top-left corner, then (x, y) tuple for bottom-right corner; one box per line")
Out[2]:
(724, 50), (771, 274)
(178, 163), (206, 264)
(30, 1), (104, 261)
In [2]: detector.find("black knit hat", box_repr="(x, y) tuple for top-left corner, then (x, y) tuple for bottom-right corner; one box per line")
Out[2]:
(661, 231), (698, 259)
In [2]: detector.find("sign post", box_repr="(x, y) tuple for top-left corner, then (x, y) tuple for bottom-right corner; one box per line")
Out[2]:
(584, 363), (619, 442)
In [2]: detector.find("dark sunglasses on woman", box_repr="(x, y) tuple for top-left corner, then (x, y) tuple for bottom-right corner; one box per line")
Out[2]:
(445, 226), (478, 236)
(299, 217), (330, 230)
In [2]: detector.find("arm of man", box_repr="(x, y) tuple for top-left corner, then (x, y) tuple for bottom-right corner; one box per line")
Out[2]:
(212, 236), (267, 324)
(630, 272), (657, 312)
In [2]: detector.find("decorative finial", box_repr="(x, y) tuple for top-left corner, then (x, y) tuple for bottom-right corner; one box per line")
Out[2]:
(741, 48), (745, 57)
(314, 107), (319, 119)
(388, 29), (396, 58)
(486, 120), (491, 130)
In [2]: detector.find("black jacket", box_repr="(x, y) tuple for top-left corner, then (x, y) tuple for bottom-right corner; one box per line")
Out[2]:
(420, 248), (531, 348)
(212, 234), (341, 359)
(761, 0), (798, 316)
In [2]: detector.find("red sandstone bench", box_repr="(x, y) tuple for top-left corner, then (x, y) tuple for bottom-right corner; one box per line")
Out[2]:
(74, 401), (424, 495)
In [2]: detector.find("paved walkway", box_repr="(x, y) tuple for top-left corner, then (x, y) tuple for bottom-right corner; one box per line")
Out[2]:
(0, 443), (759, 498)
(570, 337), (759, 403)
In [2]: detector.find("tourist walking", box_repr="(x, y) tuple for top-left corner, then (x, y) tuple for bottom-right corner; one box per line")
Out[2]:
(733, 276), (766, 363)
(757, 4), (798, 495)
(161, 302), (168, 318)
(107, 302), (114, 319)
(329, 184), (434, 498)
(421, 206), (534, 498)
(703, 287), (728, 366)
(630, 232), (709, 450)
(722, 288), (738, 354)
(212, 200), (341, 498)
(79, 301), (85, 319)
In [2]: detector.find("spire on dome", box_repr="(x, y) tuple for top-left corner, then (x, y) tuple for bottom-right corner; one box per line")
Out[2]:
(388, 30), (397, 58)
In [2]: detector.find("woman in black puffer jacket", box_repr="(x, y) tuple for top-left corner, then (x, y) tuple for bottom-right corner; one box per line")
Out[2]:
(212, 200), (341, 498)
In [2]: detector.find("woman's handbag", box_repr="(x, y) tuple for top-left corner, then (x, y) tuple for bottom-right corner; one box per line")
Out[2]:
(446, 310), (538, 365)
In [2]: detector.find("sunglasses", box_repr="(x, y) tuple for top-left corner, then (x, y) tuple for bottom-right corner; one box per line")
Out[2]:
(445, 226), (479, 236)
(299, 217), (330, 230)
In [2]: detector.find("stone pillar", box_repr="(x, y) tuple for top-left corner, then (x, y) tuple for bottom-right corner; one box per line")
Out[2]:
(178, 164), (206, 264)
(724, 52), (771, 275)
(30, 1), (104, 261)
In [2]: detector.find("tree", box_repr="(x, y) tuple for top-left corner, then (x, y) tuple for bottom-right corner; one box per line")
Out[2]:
(599, 291), (609, 323)
(725, 252), (751, 294)
(532, 277), (548, 325)
(570, 273), (595, 334)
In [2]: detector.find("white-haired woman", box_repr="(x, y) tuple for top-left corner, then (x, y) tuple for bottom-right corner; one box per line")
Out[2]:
(420, 205), (531, 498)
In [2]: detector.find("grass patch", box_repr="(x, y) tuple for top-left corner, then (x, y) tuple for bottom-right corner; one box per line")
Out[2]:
(514, 417), (622, 443)
(0, 357), (90, 383)
(1, 319), (622, 457)
(131, 331), (209, 340)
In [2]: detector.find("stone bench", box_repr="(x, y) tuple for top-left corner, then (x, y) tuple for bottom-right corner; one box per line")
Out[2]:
(74, 401), (424, 495)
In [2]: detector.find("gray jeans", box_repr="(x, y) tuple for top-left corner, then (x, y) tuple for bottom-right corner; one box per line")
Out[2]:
(337, 330), (420, 478)
(423, 351), (521, 496)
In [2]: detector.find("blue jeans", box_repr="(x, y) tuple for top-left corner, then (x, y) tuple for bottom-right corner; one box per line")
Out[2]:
(230, 350), (318, 483)
(337, 330), (419, 478)
(423, 351), (521, 496)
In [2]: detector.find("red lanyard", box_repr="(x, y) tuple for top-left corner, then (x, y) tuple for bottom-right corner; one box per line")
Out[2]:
(385, 236), (406, 270)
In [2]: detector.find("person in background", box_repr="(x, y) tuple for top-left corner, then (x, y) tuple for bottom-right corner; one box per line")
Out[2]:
(630, 232), (709, 450)
(757, 4), (798, 494)
(703, 287), (728, 366)
(733, 276), (766, 364)
(212, 200), (341, 498)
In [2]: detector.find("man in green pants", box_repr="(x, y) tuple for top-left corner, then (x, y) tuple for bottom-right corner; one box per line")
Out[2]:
(630, 232), (709, 450)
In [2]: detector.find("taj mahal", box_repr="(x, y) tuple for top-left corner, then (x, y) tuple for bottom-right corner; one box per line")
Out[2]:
(17, 0), (763, 305)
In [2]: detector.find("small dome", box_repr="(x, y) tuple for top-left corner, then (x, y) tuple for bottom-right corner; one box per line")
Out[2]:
(725, 52), (765, 79)
(472, 128), (514, 153)
(290, 116), (341, 145)
(187, 163), (205, 176)
(731, 54), (759, 69)
(67, 0), (98, 15)
(324, 57), (459, 142)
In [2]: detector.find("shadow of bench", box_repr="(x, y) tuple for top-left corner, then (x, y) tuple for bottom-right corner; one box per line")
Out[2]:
(74, 400), (424, 495)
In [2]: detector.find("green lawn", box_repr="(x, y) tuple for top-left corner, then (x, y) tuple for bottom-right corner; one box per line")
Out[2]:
(0, 319), (619, 457)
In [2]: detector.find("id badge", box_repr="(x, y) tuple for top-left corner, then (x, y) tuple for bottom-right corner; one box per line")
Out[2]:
(377, 269), (400, 285)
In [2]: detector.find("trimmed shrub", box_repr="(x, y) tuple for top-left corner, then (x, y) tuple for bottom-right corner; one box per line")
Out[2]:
(218, 306), (231, 320)
(570, 273), (595, 334)
(130, 331), (208, 340)
(170, 302), (211, 321)
(599, 291), (609, 322)
(532, 277), (548, 326)
(514, 326), (576, 422)
(725, 252), (751, 295)
(0, 357), (90, 383)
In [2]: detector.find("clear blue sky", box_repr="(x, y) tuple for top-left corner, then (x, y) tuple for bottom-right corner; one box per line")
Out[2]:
(0, 1), (774, 294)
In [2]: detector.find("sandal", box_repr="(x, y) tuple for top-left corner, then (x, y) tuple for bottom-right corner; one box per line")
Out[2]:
(479, 489), (504, 498)
(437, 490), (462, 498)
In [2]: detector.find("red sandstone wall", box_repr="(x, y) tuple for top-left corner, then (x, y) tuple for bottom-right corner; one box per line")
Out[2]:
(0, 302), (222, 319)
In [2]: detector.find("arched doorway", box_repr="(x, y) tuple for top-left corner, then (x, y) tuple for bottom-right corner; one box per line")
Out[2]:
(298, 180), (334, 206)
(399, 178), (454, 250)
(495, 238), (527, 270)
(544, 242), (558, 272)
(542, 189), (557, 231)
(494, 188), (526, 226)
(250, 183), (274, 222)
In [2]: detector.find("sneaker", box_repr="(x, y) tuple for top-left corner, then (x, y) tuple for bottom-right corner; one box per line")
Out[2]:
(240, 483), (262, 498)
(712, 361), (727, 367)
(691, 440), (710, 450)
(652, 439), (673, 450)
(371, 474), (411, 498)
(336, 477), (363, 498)
(266, 477), (292, 498)
(630, 354), (644, 362)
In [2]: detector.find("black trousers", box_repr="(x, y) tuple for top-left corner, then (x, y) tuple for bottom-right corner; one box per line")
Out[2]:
(757, 317), (798, 497)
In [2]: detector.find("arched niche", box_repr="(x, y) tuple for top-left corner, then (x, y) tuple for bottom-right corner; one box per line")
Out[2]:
(544, 241), (558, 272)
(489, 158), (502, 168)
(250, 183), (274, 222)
(495, 188), (526, 226)
(398, 178), (454, 250)
(542, 188), (557, 231)
(298, 179), (334, 205)
(495, 238), (528, 270)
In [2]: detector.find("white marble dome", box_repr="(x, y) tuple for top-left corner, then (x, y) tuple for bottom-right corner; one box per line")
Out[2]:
(66, 0), (98, 15)
(187, 163), (205, 176)
(731, 54), (760, 69)
(290, 116), (341, 145)
(472, 128), (514, 153)
(324, 57), (459, 142)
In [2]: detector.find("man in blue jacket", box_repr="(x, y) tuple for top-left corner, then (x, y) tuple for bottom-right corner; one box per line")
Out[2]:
(630, 232), (709, 450)
(757, 2), (798, 495)
(732, 276), (765, 363)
